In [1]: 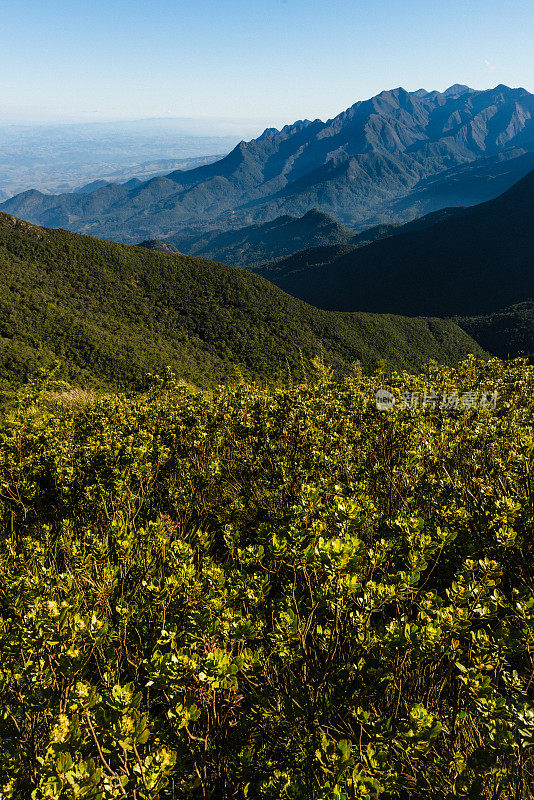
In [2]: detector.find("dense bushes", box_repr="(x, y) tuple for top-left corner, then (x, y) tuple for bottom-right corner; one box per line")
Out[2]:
(0, 357), (533, 798)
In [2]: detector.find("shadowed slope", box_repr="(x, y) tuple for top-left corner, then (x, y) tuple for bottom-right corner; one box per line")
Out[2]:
(254, 170), (534, 318)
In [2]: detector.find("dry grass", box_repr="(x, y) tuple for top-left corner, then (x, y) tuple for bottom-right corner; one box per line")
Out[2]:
(45, 387), (101, 408)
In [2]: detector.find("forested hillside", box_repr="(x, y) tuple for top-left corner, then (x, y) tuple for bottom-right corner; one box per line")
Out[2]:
(138, 209), (356, 267)
(0, 213), (486, 394)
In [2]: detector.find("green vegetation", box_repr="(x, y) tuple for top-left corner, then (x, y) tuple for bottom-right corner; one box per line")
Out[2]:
(0, 213), (486, 395)
(1, 356), (533, 798)
(458, 302), (534, 362)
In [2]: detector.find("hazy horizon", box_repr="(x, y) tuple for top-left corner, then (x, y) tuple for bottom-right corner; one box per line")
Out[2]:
(2, 0), (533, 127)
(1, 82), (531, 135)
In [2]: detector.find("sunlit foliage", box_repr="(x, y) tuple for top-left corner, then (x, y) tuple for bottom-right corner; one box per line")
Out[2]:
(0, 357), (533, 798)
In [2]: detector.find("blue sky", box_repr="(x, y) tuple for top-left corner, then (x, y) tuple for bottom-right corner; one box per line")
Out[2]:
(2, 0), (533, 130)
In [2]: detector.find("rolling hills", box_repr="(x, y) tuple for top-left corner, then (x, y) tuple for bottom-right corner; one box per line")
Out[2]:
(254, 169), (534, 319)
(138, 209), (356, 266)
(139, 205), (471, 268)
(0, 212), (488, 391)
(2, 84), (534, 242)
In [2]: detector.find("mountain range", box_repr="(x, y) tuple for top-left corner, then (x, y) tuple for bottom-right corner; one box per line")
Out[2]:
(2, 84), (534, 242)
(138, 209), (356, 266)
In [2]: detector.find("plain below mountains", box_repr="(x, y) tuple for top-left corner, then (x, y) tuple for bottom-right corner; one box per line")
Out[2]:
(2, 84), (534, 242)
(0, 212), (487, 391)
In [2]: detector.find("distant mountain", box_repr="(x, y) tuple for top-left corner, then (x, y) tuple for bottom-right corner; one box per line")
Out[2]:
(138, 209), (356, 266)
(383, 149), (534, 225)
(137, 239), (183, 255)
(0, 212), (486, 391)
(2, 84), (534, 242)
(253, 169), (534, 318)
(442, 84), (472, 97)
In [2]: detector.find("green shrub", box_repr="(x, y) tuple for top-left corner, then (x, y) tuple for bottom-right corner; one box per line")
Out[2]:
(0, 358), (533, 798)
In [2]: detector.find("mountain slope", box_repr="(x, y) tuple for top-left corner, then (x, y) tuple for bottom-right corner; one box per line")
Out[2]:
(457, 302), (534, 361)
(0, 213), (487, 390)
(254, 169), (534, 317)
(138, 209), (356, 266)
(2, 84), (534, 242)
(383, 149), (534, 224)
